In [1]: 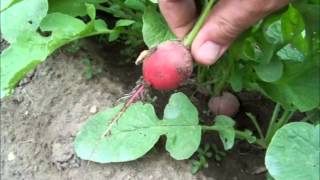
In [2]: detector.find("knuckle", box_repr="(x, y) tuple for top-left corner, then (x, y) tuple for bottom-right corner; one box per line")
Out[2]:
(214, 16), (241, 42)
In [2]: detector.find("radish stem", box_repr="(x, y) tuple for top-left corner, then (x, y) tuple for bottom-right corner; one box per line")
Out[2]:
(183, 0), (215, 47)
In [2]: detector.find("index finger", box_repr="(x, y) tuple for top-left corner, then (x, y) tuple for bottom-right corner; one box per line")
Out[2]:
(159, 0), (197, 38)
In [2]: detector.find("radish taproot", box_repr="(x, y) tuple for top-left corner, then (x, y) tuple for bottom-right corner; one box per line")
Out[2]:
(142, 41), (193, 90)
(208, 92), (240, 117)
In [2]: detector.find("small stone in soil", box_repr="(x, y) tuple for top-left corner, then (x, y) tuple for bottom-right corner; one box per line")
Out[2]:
(8, 152), (15, 161)
(89, 105), (98, 114)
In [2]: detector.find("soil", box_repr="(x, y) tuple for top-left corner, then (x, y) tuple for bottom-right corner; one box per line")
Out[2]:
(1, 39), (268, 180)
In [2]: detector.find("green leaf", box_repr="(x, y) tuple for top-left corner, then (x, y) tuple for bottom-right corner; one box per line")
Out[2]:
(74, 103), (161, 163)
(94, 19), (109, 32)
(40, 13), (86, 37)
(265, 122), (320, 180)
(1, 6), (112, 97)
(0, 31), (49, 97)
(0, 0), (48, 43)
(214, 115), (236, 150)
(115, 19), (135, 27)
(124, 0), (146, 11)
(281, 5), (305, 42)
(85, 3), (96, 20)
(48, 0), (105, 17)
(230, 64), (243, 92)
(142, 7), (176, 48)
(0, 0), (22, 12)
(162, 93), (202, 159)
(258, 56), (320, 111)
(74, 92), (201, 163)
(264, 19), (284, 45)
(255, 41), (275, 64)
(254, 58), (284, 82)
(108, 31), (120, 42)
(241, 129), (257, 144)
(277, 44), (305, 62)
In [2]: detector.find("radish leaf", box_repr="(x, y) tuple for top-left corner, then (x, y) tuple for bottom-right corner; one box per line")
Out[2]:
(142, 6), (175, 48)
(266, 122), (320, 180)
(74, 92), (201, 163)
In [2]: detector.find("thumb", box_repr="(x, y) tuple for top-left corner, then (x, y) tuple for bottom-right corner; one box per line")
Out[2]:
(191, 0), (288, 65)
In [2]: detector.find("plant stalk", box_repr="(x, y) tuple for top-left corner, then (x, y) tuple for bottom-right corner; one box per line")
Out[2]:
(183, 0), (215, 47)
(275, 110), (294, 130)
(246, 113), (264, 140)
(201, 125), (266, 148)
(265, 103), (281, 143)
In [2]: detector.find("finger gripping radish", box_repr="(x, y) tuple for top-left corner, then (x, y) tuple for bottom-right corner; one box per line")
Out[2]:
(143, 41), (193, 90)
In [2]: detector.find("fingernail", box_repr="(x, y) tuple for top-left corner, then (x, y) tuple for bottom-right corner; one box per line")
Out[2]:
(197, 41), (222, 64)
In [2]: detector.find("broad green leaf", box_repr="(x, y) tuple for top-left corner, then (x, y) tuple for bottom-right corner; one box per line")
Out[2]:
(142, 7), (176, 48)
(265, 122), (320, 180)
(0, 0), (48, 43)
(281, 5), (309, 55)
(281, 5), (305, 42)
(214, 115), (236, 150)
(75, 103), (161, 163)
(293, 3), (319, 54)
(258, 56), (319, 111)
(40, 13), (87, 37)
(254, 58), (284, 82)
(0, 0), (22, 12)
(277, 44), (304, 62)
(74, 92), (201, 163)
(1, 6), (112, 97)
(0, 31), (49, 97)
(162, 93), (202, 159)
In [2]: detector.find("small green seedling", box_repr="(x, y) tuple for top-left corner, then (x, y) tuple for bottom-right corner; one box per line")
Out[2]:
(191, 144), (212, 174)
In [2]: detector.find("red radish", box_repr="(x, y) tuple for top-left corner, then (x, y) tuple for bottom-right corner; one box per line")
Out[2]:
(142, 41), (193, 90)
(208, 92), (240, 117)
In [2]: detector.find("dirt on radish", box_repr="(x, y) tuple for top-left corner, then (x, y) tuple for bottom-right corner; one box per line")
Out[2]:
(142, 41), (193, 90)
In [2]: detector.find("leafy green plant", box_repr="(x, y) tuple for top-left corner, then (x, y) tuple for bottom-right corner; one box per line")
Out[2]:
(74, 92), (254, 163)
(81, 58), (102, 80)
(191, 144), (212, 174)
(197, 3), (319, 113)
(265, 122), (319, 180)
(1, 0), (319, 178)
(0, 0), (157, 97)
(191, 144), (226, 174)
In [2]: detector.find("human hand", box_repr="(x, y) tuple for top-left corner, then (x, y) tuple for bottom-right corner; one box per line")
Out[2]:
(159, 0), (289, 65)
